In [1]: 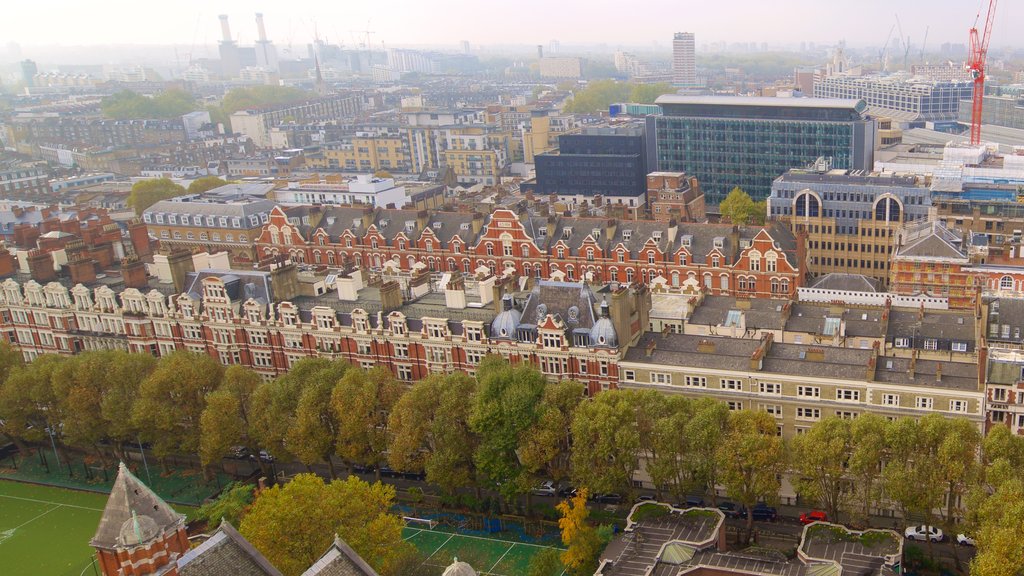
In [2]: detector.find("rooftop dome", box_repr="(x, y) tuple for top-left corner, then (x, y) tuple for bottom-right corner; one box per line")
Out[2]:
(117, 512), (161, 547)
(589, 300), (617, 347)
(442, 558), (478, 576)
(490, 293), (521, 339)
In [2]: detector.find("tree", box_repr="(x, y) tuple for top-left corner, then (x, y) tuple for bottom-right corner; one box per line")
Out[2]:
(332, 366), (403, 481)
(99, 351), (157, 462)
(0, 355), (67, 456)
(470, 356), (546, 504)
(528, 547), (566, 576)
(101, 89), (197, 120)
(791, 417), (854, 521)
(132, 351), (224, 469)
(519, 380), (584, 487)
(629, 83), (674, 104)
(570, 389), (642, 500)
(52, 353), (110, 465)
(717, 410), (786, 543)
(719, 187), (766, 225)
(388, 373), (480, 495)
(187, 176), (229, 194)
(127, 178), (185, 215)
(970, 477), (1024, 576)
(565, 80), (632, 113)
(285, 360), (349, 478)
(194, 482), (254, 527)
(239, 473), (412, 576)
(848, 413), (888, 526)
(557, 489), (608, 576)
(682, 399), (730, 504)
(200, 366), (264, 472)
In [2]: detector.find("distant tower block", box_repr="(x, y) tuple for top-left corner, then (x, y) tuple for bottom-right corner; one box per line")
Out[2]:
(673, 32), (696, 86)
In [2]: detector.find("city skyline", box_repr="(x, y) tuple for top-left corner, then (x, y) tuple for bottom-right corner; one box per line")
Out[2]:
(2, 0), (1022, 53)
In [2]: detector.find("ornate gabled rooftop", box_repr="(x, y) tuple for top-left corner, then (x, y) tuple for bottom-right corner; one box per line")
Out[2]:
(91, 462), (184, 550)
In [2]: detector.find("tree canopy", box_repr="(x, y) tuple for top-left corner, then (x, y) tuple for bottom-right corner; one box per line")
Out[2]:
(565, 80), (675, 113)
(187, 176), (229, 194)
(101, 89), (197, 120)
(127, 178), (185, 215)
(239, 473), (412, 576)
(719, 187), (766, 225)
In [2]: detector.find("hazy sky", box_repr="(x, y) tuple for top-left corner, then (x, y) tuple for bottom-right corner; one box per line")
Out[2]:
(2, 0), (1018, 51)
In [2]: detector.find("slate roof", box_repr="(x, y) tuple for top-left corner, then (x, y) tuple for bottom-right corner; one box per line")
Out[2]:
(689, 296), (789, 331)
(424, 212), (479, 248)
(519, 280), (598, 332)
(886, 309), (975, 345)
(371, 209), (423, 242)
(91, 462), (184, 550)
(177, 521), (283, 576)
(302, 536), (380, 576)
(808, 273), (881, 293)
(183, 269), (274, 306)
(893, 221), (968, 261)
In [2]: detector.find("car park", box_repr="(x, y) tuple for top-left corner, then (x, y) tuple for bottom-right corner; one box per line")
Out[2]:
(799, 510), (828, 525)
(904, 525), (944, 542)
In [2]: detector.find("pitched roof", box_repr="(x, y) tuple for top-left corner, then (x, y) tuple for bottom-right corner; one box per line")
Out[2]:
(177, 521), (283, 576)
(301, 535), (380, 576)
(91, 462), (185, 550)
(893, 221), (968, 261)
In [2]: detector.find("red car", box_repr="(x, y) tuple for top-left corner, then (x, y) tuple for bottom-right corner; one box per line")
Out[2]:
(799, 510), (828, 525)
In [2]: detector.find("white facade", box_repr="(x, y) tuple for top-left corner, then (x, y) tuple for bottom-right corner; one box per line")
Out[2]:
(538, 57), (583, 79)
(277, 175), (407, 208)
(672, 32), (696, 86)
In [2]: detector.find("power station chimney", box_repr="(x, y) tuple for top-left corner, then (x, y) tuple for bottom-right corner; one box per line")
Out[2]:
(255, 13), (268, 43)
(537, 44), (544, 59)
(219, 14), (232, 43)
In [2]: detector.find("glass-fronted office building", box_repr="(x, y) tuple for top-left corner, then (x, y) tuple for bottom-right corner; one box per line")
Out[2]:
(648, 96), (875, 203)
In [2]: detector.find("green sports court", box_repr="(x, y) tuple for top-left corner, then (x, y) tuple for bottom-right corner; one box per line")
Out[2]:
(0, 480), (123, 576)
(403, 526), (566, 576)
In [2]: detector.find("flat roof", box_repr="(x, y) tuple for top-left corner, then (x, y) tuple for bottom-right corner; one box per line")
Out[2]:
(654, 95), (864, 110)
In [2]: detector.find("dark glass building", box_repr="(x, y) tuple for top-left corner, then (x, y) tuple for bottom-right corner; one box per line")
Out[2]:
(533, 125), (648, 209)
(648, 96), (875, 203)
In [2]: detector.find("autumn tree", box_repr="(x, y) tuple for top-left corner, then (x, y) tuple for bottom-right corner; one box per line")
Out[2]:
(132, 351), (224, 470)
(717, 410), (786, 543)
(528, 548), (566, 576)
(388, 373), (480, 495)
(519, 379), (585, 487)
(557, 489), (608, 576)
(970, 427), (1024, 576)
(470, 356), (546, 504)
(570, 389), (642, 500)
(646, 396), (729, 503)
(719, 187), (766, 225)
(682, 399), (730, 503)
(791, 417), (854, 521)
(0, 355), (67, 456)
(240, 473), (412, 576)
(200, 366), (267, 473)
(187, 176), (229, 194)
(127, 178), (185, 215)
(332, 366), (403, 481)
(194, 481), (255, 527)
(0, 341), (25, 452)
(847, 413), (888, 526)
(285, 360), (349, 478)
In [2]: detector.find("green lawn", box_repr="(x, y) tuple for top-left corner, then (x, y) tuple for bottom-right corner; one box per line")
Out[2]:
(0, 480), (192, 576)
(403, 527), (564, 576)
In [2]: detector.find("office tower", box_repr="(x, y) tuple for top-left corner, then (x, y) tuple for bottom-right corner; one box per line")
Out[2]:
(673, 32), (695, 86)
(649, 95), (875, 203)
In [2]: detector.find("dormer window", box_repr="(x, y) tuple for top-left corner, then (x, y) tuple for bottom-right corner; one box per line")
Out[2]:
(681, 235), (692, 247)
(591, 228), (601, 239)
(714, 237), (725, 249)
(563, 227), (572, 239)
(557, 247), (565, 259)
(652, 231), (663, 241)
(623, 230), (633, 241)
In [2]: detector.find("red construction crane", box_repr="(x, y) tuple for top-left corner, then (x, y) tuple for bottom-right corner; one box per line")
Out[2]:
(967, 0), (998, 145)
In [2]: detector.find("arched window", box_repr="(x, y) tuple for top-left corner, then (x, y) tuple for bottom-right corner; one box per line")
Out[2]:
(327, 252), (336, 265)
(874, 197), (903, 222)
(521, 244), (530, 258)
(626, 268), (635, 283)
(566, 265), (575, 280)
(486, 243), (494, 256)
(407, 255), (416, 268)
(794, 192), (820, 218)
(720, 275), (729, 290)
(1000, 275), (1014, 290)
(679, 252), (688, 265)
(313, 251), (322, 264)
(672, 271), (680, 286)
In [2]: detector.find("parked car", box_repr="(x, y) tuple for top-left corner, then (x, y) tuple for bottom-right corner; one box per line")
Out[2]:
(717, 501), (743, 518)
(750, 503), (777, 521)
(956, 533), (976, 546)
(591, 493), (623, 504)
(249, 450), (274, 463)
(378, 466), (402, 478)
(531, 481), (558, 497)
(228, 446), (250, 459)
(635, 494), (657, 503)
(799, 510), (828, 525)
(904, 525), (945, 542)
(558, 485), (579, 498)
(350, 463), (375, 474)
(682, 496), (705, 508)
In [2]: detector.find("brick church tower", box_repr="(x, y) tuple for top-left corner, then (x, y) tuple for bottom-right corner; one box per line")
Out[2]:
(90, 463), (190, 576)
